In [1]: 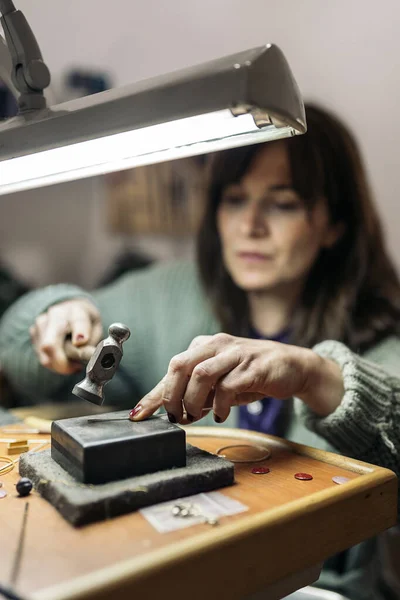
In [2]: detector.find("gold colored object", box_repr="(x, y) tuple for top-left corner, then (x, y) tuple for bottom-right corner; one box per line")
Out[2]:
(7, 440), (29, 455)
(7, 445), (29, 455)
(7, 440), (28, 447)
(216, 443), (271, 463)
(0, 455), (14, 475)
(0, 428), (40, 434)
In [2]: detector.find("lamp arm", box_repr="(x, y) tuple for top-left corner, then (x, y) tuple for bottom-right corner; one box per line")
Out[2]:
(0, 0), (50, 112)
(0, 33), (18, 99)
(0, 0), (15, 16)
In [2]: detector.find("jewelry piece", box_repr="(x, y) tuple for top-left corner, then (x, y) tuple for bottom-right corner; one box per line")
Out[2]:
(0, 456), (14, 476)
(16, 478), (33, 497)
(332, 475), (350, 485)
(7, 440), (29, 455)
(171, 502), (219, 526)
(0, 441), (49, 477)
(251, 466), (270, 474)
(216, 444), (271, 463)
(294, 472), (313, 481)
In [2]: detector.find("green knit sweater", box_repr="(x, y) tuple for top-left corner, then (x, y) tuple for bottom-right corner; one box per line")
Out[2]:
(0, 260), (399, 599)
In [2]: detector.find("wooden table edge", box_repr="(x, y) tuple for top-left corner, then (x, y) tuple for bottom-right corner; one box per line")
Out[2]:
(23, 427), (398, 600)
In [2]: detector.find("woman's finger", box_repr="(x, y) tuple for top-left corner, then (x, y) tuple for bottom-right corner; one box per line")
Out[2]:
(182, 350), (239, 421)
(88, 319), (103, 347)
(187, 335), (214, 350)
(64, 340), (96, 363)
(65, 316), (103, 364)
(212, 387), (232, 423)
(39, 307), (74, 373)
(37, 301), (100, 374)
(34, 311), (68, 370)
(130, 378), (214, 424)
(30, 322), (50, 366)
(69, 302), (99, 346)
(213, 363), (261, 422)
(129, 377), (166, 421)
(162, 342), (219, 422)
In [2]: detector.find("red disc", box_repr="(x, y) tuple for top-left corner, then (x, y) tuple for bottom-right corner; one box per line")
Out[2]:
(251, 467), (270, 474)
(294, 472), (313, 481)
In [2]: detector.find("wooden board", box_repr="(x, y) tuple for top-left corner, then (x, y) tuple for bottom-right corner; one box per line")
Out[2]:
(0, 425), (397, 600)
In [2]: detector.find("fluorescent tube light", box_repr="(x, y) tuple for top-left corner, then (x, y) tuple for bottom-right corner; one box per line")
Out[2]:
(0, 41), (306, 196)
(0, 110), (297, 195)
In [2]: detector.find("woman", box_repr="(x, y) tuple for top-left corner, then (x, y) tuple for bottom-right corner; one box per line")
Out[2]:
(1, 104), (399, 599)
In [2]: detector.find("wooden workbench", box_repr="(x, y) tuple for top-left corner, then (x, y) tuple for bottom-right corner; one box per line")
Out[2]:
(0, 425), (397, 600)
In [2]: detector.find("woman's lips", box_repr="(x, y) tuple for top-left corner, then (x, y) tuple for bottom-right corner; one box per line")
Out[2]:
(237, 252), (272, 265)
(237, 252), (271, 262)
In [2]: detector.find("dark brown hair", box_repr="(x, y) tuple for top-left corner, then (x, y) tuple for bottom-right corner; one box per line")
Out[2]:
(197, 103), (400, 351)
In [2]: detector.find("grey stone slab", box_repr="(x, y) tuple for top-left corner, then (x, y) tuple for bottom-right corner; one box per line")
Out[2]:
(19, 445), (235, 527)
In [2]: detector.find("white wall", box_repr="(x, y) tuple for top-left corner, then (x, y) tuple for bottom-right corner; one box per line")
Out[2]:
(1, 0), (399, 287)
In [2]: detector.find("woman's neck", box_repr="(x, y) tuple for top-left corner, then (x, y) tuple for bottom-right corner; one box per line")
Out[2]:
(248, 282), (303, 337)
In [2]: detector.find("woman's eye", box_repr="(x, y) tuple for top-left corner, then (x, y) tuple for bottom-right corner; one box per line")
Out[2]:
(221, 194), (245, 207)
(264, 191), (304, 212)
(270, 201), (301, 212)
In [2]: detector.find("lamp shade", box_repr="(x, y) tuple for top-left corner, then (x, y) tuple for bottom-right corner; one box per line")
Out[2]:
(0, 44), (306, 196)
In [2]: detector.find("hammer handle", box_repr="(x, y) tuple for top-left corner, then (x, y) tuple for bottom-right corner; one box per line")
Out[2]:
(64, 340), (96, 364)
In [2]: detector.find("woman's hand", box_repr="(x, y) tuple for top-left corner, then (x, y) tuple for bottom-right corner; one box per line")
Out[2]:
(130, 333), (345, 424)
(29, 299), (103, 374)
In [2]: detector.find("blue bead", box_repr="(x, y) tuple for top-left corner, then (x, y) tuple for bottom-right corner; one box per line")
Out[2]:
(16, 477), (32, 497)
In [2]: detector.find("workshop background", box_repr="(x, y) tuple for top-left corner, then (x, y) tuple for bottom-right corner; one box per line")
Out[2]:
(0, 3), (400, 595)
(0, 0), (399, 290)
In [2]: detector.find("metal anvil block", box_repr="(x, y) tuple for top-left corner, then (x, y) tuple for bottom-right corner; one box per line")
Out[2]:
(51, 411), (186, 484)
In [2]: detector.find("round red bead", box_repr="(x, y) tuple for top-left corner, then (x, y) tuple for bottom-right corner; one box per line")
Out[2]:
(294, 472), (313, 481)
(251, 467), (270, 474)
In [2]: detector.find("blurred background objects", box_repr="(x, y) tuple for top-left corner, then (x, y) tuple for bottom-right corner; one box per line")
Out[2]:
(0, 0), (399, 290)
(0, 3), (399, 596)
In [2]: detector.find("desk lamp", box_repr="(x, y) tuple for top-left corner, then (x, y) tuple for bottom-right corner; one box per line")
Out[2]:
(0, 0), (306, 196)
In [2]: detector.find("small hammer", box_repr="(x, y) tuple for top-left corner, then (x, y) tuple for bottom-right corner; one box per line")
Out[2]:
(65, 323), (131, 406)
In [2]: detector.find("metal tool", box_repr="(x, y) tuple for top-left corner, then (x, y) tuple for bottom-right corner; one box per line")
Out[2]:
(71, 323), (131, 406)
(9, 502), (29, 586)
(64, 339), (96, 364)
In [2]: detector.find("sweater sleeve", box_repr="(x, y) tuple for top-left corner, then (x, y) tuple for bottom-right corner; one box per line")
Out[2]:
(0, 271), (156, 407)
(296, 340), (400, 475)
(0, 260), (218, 408)
(0, 284), (96, 405)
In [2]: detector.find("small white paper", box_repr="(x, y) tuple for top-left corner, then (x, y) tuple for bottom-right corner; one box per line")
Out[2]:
(140, 491), (248, 533)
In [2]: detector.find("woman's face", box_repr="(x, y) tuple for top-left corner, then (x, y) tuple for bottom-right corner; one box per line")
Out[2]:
(216, 141), (341, 293)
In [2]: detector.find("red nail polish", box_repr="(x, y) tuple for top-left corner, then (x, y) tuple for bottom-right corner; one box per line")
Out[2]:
(129, 405), (142, 420)
(76, 334), (85, 341)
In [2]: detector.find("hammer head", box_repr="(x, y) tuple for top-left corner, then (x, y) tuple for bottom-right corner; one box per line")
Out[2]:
(72, 323), (130, 405)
